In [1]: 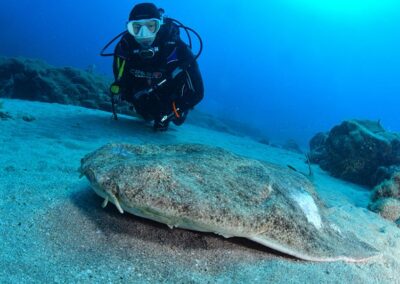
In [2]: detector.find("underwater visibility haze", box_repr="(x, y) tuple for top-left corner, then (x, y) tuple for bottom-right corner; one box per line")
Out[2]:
(1, 0), (400, 145)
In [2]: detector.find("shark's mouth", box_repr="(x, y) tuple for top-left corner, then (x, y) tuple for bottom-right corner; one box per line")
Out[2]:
(101, 194), (124, 214)
(91, 184), (124, 214)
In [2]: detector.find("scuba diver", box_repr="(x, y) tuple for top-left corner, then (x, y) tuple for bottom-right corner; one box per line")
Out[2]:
(103, 3), (204, 131)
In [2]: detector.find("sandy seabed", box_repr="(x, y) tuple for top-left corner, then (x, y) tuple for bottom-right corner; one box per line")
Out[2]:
(0, 99), (399, 283)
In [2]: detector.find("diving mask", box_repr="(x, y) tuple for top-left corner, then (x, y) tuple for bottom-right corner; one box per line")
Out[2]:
(127, 18), (162, 47)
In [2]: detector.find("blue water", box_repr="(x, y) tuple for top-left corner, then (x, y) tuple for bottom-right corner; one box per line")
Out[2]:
(1, 0), (400, 146)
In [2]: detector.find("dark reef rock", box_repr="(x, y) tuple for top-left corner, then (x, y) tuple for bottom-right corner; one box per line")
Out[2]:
(371, 172), (400, 202)
(309, 120), (400, 186)
(310, 120), (400, 226)
(0, 111), (13, 120)
(372, 165), (400, 186)
(0, 57), (112, 111)
(369, 198), (400, 224)
(308, 132), (328, 163)
(22, 115), (36, 122)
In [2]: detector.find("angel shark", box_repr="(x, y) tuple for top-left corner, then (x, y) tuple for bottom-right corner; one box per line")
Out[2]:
(80, 143), (378, 262)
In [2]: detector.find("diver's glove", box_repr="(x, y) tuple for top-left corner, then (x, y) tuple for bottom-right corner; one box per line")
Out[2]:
(153, 118), (170, 131)
(153, 109), (177, 132)
(155, 103), (188, 129)
(171, 109), (188, 126)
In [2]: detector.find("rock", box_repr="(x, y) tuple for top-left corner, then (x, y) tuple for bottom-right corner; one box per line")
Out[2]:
(80, 143), (377, 262)
(309, 132), (328, 163)
(312, 120), (400, 226)
(4, 165), (16, 172)
(369, 198), (400, 222)
(310, 132), (328, 150)
(22, 115), (36, 122)
(369, 171), (400, 225)
(372, 165), (400, 186)
(0, 56), (112, 112)
(371, 172), (400, 202)
(309, 120), (400, 186)
(0, 111), (13, 120)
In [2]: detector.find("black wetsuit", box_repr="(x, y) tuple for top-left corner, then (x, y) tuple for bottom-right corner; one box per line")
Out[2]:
(112, 20), (204, 126)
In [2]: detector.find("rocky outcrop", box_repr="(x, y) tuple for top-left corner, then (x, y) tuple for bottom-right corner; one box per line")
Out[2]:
(308, 132), (328, 164)
(309, 120), (400, 226)
(371, 172), (400, 201)
(0, 111), (13, 120)
(369, 198), (400, 223)
(309, 120), (400, 186)
(369, 171), (400, 227)
(0, 57), (112, 111)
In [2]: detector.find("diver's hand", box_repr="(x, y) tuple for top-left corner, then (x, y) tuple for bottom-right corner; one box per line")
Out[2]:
(153, 110), (177, 132)
(153, 117), (170, 131)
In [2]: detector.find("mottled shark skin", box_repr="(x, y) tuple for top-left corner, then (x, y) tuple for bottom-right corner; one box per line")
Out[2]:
(80, 143), (378, 262)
